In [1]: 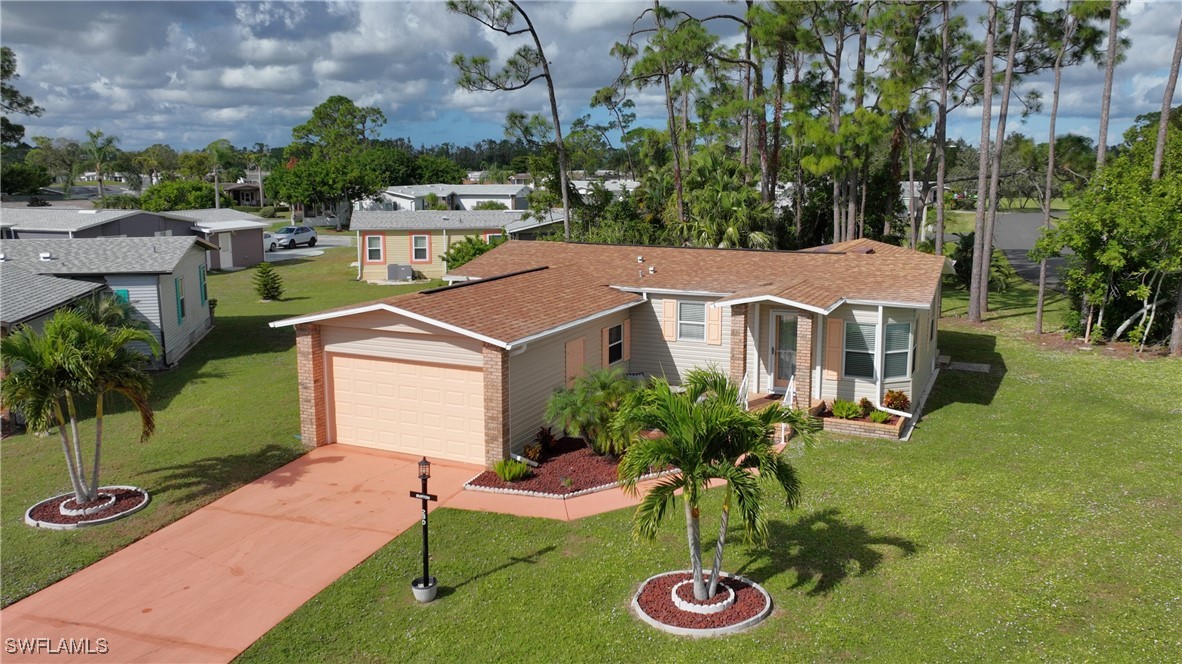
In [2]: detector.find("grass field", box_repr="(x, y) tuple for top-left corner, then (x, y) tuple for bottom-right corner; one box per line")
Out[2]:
(0, 249), (438, 607)
(238, 277), (1182, 663)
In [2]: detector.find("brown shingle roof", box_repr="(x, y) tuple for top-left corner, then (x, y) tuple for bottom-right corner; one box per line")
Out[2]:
(277, 239), (943, 345)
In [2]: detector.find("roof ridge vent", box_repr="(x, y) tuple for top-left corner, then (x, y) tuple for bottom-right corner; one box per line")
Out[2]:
(39, 251), (53, 261)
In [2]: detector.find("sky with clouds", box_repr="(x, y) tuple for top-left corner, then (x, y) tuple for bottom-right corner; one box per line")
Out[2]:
(1, 1), (1179, 154)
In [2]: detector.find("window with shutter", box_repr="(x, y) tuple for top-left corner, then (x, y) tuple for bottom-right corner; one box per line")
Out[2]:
(678, 301), (706, 341)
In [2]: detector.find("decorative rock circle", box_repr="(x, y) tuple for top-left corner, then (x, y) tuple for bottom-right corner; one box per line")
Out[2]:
(671, 579), (736, 614)
(59, 492), (116, 517)
(25, 486), (151, 530)
(632, 570), (773, 637)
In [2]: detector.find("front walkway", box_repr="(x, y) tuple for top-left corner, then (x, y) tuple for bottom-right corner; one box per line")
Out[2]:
(0, 445), (663, 663)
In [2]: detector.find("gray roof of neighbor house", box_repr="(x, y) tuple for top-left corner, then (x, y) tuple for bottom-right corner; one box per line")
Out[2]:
(0, 264), (104, 327)
(0, 209), (145, 233)
(165, 208), (266, 224)
(351, 209), (562, 233)
(382, 184), (530, 198)
(0, 237), (216, 275)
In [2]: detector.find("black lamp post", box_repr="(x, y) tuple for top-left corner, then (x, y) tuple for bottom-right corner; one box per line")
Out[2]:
(410, 457), (438, 602)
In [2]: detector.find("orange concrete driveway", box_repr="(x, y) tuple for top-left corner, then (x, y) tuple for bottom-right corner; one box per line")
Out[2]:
(1, 446), (480, 663)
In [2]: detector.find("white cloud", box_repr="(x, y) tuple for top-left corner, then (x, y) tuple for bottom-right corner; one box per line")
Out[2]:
(219, 65), (304, 91)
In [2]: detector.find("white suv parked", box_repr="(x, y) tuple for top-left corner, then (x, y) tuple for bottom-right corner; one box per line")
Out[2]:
(270, 225), (318, 250)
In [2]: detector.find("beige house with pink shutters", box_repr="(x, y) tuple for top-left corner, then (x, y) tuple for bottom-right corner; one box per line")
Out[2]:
(271, 239), (947, 468)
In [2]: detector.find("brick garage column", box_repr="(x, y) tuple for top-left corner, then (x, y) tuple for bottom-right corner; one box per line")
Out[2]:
(482, 344), (511, 468)
(794, 314), (814, 410)
(295, 323), (329, 447)
(729, 304), (748, 387)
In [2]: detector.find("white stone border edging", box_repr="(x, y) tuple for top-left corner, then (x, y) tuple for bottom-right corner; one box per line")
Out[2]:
(462, 468), (676, 500)
(24, 485), (151, 530)
(671, 579), (735, 614)
(632, 570), (773, 637)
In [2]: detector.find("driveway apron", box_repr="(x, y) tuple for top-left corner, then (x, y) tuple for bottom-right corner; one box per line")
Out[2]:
(0, 447), (479, 663)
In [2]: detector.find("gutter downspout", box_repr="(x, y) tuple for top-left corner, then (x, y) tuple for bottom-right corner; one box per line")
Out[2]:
(355, 230), (362, 281)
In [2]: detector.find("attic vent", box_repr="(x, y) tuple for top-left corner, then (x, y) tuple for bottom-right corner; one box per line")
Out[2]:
(853, 247), (874, 254)
(0, 253), (6, 261)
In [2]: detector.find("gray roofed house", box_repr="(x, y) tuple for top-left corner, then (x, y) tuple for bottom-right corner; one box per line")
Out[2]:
(165, 209), (269, 270)
(0, 264), (104, 332)
(0, 209), (149, 234)
(358, 183), (531, 212)
(0, 237), (217, 367)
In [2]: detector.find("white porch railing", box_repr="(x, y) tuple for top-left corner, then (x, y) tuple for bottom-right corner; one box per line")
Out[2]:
(737, 372), (749, 409)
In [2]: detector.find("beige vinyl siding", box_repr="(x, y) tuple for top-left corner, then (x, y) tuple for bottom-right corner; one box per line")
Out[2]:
(155, 247), (213, 366)
(507, 311), (629, 452)
(359, 229), (501, 281)
(105, 275), (161, 355)
(320, 325), (482, 367)
(628, 296), (730, 385)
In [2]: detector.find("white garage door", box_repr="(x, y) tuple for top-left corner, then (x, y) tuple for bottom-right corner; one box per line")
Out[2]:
(330, 354), (485, 464)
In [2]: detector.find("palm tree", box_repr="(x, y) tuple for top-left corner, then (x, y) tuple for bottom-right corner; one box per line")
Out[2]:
(545, 367), (636, 456)
(206, 139), (236, 210)
(75, 292), (148, 331)
(84, 129), (118, 201)
(616, 368), (817, 601)
(1, 310), (158, 503)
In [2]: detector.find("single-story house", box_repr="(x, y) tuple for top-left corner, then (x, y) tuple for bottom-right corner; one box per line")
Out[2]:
(0, 265), (105, 335)
(0, 237), (217, 368)
(166, 208), (269, 270)
(222, 182), (264, 207)
(272, 239), (947, 468)
(352, 209), (564, 281)
(571, 179), (641, 199)
(1, 209), (199, 240)
(357, 184), (532, 212)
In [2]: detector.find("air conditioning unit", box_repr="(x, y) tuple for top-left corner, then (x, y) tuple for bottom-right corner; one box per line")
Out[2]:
(387, 264), (415, 282)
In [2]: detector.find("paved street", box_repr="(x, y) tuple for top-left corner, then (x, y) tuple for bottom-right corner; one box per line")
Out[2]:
(991, 211), (1069, 292)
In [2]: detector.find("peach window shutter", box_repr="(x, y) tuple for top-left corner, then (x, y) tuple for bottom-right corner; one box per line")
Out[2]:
(706, 304), (723, 345)
(601, 326), (611, 367)
(823, 318), (844, 381)
(623, 319), (631, 361)
(661, 300), (677, 341)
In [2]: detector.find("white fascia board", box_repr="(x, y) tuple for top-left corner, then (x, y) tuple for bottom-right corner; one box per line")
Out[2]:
(611, 286), (731, 298)
(843, 299), (930, 310)
(716, 294), (834, 316)
(268, 303), (511, 348)
(505, 300), (645, 350)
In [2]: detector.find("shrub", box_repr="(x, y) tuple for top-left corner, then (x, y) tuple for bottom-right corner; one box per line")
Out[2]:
(883, 389), (911, 412)
(231, 205), (262, 213)
(27, 196), (49, 207)
(545, 367), (636, 456)
(832, 399), (862, 420)
(858, 397), (874, 418)
(472, 200), (508, 210)
(522, 443), (542, 462)
(440, 234), (506, 270)
(534, 426), (557, 450)
(253, 262), (284, 301)
(869, 410), (892, 424)
(258, 205), (277, 218)
(493, 459), (531, 483)
(97, 194), (139, 209)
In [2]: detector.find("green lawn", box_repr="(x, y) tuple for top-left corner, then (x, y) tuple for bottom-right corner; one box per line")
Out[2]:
(238, 278), (1182, 662)
(0, 249), (438, 607)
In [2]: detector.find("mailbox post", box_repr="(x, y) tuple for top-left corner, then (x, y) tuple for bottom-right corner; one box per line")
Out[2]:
(410, 457), (438, 602)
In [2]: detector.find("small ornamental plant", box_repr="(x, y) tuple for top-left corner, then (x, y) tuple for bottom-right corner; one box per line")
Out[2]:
(534, 426), (557, 451)
(832, 399), (863, 420)
(493, 459), (531, 483)
(869, 409), (892, 424)
(858, 397), (874, 418)
(522, 443), (542, 462)
(253, 262), (284, 301)
(883, 389), (911, 412)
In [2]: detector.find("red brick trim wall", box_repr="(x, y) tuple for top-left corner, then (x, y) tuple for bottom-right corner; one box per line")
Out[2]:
(794, 314), (814, 410)
(295, 323), (329, 447)
(729, 304), (748, 385)
(482, 344), (510, 468)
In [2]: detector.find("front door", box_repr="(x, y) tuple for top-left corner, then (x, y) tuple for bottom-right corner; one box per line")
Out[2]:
(218, 232), (233, 268)
(772, 313), (797, 392)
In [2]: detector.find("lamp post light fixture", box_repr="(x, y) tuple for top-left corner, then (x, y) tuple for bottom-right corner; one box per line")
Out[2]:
(410, 457), (438, 602)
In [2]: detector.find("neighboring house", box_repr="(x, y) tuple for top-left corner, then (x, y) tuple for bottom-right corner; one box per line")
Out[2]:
(272, 239), (947, 468)
(222, 182), (263, 207)
(357, 184), (532, 212)
(571, 179), (641, 199)
(509, 173), (533, 186)
(166, 208), (269, 270)
(1, 209), (198, 240)
(0, 237), (217, 367)
(352, 209), (563, 281)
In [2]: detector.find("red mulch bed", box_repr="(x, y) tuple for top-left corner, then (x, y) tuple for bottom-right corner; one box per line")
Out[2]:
(467, 437), (627, 496)
(817, 409), (900, 426)
(636, 571), (768, 630)
(28, 487), (148, 525)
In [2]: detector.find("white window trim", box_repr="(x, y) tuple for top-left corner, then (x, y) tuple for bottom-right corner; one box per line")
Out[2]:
(607, 323), (624, 364)
(411, 234), (429, 262)
(884, 321), (912, 380)
(842, 321), (875, 380)
(365, 235), (383, 262)
(677, 301), (706, 342)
